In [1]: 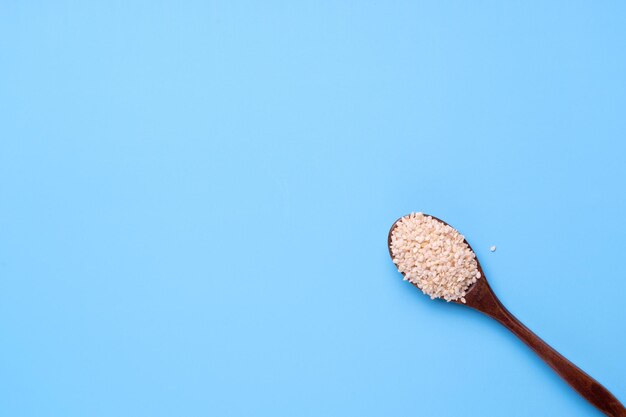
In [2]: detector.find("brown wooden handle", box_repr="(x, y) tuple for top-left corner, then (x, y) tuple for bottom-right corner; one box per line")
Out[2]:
(485, 302), (626, 417)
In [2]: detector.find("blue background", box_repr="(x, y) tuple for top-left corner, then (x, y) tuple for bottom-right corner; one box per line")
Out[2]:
(2, 1), (625, 416)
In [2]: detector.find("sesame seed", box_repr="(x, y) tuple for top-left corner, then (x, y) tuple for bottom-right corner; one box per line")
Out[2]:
(390, 213), (480, 302)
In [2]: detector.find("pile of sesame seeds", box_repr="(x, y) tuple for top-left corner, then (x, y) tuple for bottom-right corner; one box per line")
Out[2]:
(389, 213), (480, 303)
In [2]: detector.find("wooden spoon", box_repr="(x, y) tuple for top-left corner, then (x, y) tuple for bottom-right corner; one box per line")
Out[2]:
(388, 214), (626, 417)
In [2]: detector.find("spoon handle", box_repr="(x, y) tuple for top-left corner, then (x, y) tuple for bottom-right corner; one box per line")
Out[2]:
(483, 301), (626, 416)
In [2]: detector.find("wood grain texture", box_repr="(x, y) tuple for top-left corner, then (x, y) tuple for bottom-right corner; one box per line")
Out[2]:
(388, 215), (626, 417)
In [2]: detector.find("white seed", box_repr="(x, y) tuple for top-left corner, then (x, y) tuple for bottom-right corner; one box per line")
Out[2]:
(390, 213), (480, 302)
(490, 245), (497, 252)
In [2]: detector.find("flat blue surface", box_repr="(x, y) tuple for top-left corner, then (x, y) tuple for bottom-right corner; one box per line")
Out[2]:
(2, 1), (626, 416)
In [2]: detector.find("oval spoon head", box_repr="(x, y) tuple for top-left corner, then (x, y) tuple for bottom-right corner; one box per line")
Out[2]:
(387, 214), (494, 309)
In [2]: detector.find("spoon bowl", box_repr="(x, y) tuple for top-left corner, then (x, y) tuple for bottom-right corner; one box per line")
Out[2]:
(387, 214), (489, 306)
(388, 214), (626, 417)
